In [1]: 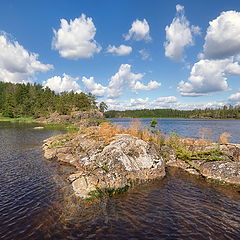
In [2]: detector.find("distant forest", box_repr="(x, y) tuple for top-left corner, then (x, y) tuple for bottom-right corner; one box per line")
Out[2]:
(0, 82), (98, 118)
(105, 106), (240, 119)
(1, 81), (240, 120)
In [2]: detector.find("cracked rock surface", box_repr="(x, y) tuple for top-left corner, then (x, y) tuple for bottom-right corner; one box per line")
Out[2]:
(43, 133), (165, 199)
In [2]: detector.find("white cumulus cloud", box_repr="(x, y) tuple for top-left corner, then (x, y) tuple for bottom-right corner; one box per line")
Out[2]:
(225, 60), (240, 75)
(228, 92), (240, 102)
(82, 76), (107, 97)
(133, 80), (161, 91)
(178, 58), (240, 96)
(181, 10), (240, 97)
(0, 33), (53, 83)
(164, 4), (200, 61)
(108, 64), (161, 98)
(124, 19), (151, 41)
(78, 64), (160, 98)
(43, 73), (81, 93)
(203, 11), (240, 59)
(52, 14), (101, 59)
(106, 44), (132, 56)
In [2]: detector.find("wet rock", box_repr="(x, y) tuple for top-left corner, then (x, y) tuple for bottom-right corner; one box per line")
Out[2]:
(185, 168), (199, 175)
(56, 153), (77, 165)
(200, 161), (240, 185)
(33, 126), (44, 129)
(166, 158), (189, 169)
(43, 148), (57, 160)
(166, 159), (201, 176)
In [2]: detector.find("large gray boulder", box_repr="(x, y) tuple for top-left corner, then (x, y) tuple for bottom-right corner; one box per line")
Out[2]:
(68, 135), (165, 198)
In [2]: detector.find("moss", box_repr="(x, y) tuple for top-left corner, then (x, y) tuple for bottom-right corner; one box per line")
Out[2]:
(106, 185), (129, 196)
(48, 132), (76, 149)
(88, 118), (111, 123)
(86, 185), (130, 201)
(173, 145), (225, 172)
(48, 141), (64, 149)
(176, 146), (225, 162)
(161, 151), (169, 162)
(101, 163), (110, 172)
(44, 122), (79, 132)
(86, 188), (104, 201)
(0, 116), (34, 122)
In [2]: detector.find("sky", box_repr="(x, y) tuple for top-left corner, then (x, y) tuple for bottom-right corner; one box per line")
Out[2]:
(1, 0), (240, 110)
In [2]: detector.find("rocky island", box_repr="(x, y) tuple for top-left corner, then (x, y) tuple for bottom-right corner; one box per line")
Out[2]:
(42, 120), (240, 201)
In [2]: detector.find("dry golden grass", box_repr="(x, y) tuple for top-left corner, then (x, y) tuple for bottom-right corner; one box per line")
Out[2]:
(82, 120), (165, 147)
(219, 132), (231, 144)
(84, 122), (123, 144)
(127, 120), (141, 137)
(81, 120), (218, 150)
(179, 138), (210, 146)
(98, 122), (122, 143)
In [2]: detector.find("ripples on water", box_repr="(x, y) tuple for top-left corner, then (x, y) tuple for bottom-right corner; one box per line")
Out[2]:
(0, 122), (65, 240)
(0, 121), (240, 240)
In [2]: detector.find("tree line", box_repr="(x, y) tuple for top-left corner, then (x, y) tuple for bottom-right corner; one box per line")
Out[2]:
(1, 81), (239, 120)
(105, 106), (240, 119)
(0, 81), (102, 118)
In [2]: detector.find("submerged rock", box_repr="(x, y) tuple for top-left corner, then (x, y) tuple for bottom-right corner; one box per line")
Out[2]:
(33, 126), (44, 129)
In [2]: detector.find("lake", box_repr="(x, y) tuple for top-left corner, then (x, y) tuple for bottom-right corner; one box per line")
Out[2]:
(110, 118), (240, 144)
(0, 121), (240, 239)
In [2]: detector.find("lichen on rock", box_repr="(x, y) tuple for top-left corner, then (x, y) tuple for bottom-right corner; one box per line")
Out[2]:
(200, 161), (240, 185)
(43, 132), (165, 199)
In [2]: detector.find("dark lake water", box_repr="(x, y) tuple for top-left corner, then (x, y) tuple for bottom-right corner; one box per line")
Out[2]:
(110, 118), (240, 144)
(0, 121), (240, 239)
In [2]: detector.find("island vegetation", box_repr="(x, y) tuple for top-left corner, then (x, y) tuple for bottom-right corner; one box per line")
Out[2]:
(105, 106), (240, 119)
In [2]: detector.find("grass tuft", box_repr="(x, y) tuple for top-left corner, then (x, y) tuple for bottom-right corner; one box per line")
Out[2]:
(219, 132), (231, 144)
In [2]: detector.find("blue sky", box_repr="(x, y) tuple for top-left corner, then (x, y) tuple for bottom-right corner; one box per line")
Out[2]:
(1, 0), (240, 110)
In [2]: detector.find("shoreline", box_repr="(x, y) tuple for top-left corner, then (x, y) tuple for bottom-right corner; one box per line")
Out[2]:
(1, 118), (240, 200)
(42, 121), (240, 202)
(107, 117), (239, 120)
(1, 119), (240, 202)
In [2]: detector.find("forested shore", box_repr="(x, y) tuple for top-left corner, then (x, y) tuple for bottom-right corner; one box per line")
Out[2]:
(105, 106), (240, 119)
(1, 81), (240, 120)
(0, 82), (105, 118)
